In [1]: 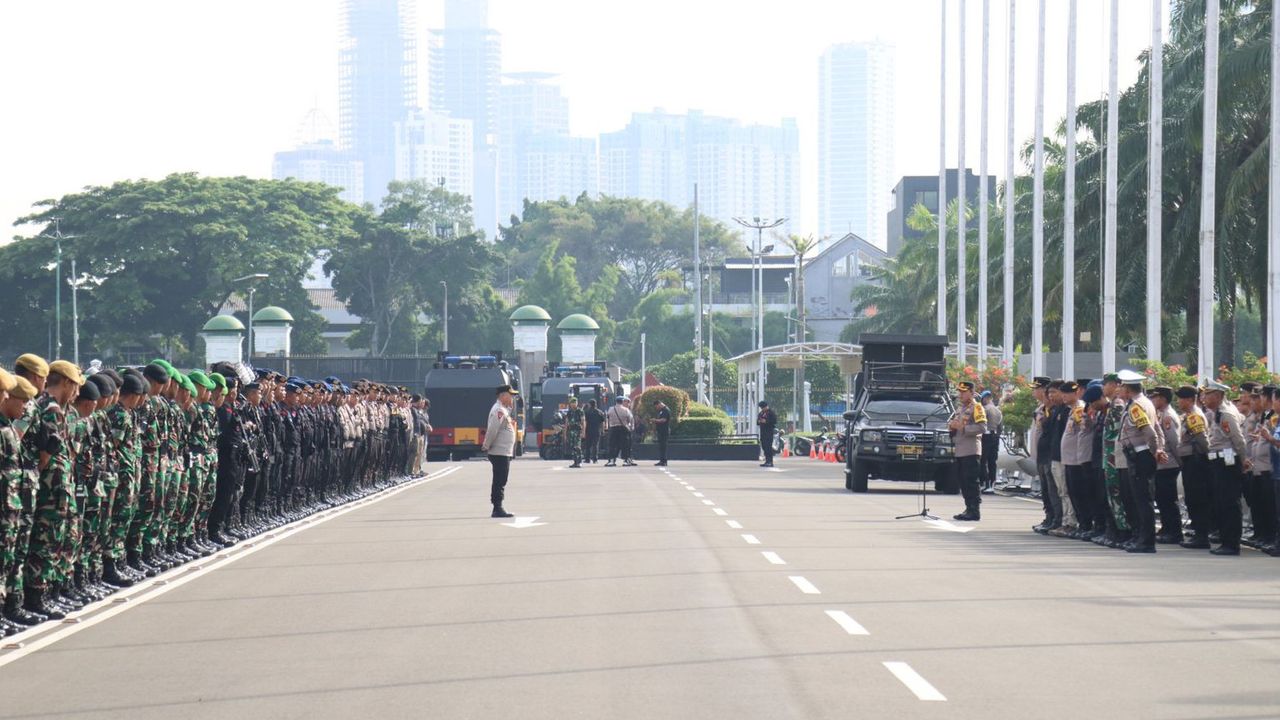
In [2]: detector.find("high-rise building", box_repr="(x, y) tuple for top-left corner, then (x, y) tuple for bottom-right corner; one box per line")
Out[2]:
(338, 0), (418, 204)
(599, 110), (800, 237)
(393, 110), (475, 198)
(272, 140), (365, 205)
(818, 41), (895, 249)
(430, 0), (501, 237)
(498, 73), (596, 220)
(886, 169), (994, 257)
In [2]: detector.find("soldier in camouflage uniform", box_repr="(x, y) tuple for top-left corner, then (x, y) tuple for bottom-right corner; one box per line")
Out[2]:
(66, 380), (102, 602)
(103, 372), (145, 587)
(564, 397), (585, 469)
(1098, 372), (1132, 549)
(3, 356), (46, 627)
(0, 369), (21, 636)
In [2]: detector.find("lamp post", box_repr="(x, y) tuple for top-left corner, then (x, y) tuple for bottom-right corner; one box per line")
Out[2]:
(733, 217), (786, 412)
(233, 273), (269, 361)
(42, 218), (77, 359)
(440, 280), (449, 352)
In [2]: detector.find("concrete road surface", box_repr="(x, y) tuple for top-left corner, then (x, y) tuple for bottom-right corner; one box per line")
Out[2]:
(2, 458), (1279, 719)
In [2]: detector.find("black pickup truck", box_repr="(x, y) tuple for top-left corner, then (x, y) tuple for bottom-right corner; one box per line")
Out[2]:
(843, 334), (957, 494)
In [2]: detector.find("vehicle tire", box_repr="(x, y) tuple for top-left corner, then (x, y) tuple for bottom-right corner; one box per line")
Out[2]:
(846, 460), (869, 493)
(935, 471), (960, 495)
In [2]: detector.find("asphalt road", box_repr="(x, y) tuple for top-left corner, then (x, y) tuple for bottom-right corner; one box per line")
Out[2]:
(2, 457), (1279, 719)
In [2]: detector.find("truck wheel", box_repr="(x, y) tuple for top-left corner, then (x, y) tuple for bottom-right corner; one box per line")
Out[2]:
(538, 445), (548, 460)
(846, 461), (869, 493)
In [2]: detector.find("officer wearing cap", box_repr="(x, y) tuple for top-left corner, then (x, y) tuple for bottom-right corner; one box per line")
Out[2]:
(950, 380), (987, 521)
(1029, 377), (1054, 532)
(1060, 381), (1094, 538)
(757, 400), (778, 468)
(1242, 385), (1278, 549)
(1202, 379), (1246, 555)
(481, 385), (519, 518)
(1148, 386), (1184, 544)
(1115, 369), (1165, 553)
(1172, 385), (1213, 548)
(979, 390), (1003, 493)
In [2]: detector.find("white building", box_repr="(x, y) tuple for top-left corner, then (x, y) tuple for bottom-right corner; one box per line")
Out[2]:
(498, 73), (597, 220)
(393, 110), (475, 198)
(818, 41), (896, 249)
(599, 110), (799, 236)
(272, 140), (364, 205)
(429, 0), (501, 237)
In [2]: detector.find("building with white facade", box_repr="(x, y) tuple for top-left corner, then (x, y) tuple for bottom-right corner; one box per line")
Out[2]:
(338, 0), (418, 204)
(599, 110), (799, 236)
(818, 41), (895, 249)
(429, 0), (501, 237)
(272, 140), (364, 205)
(497, 73), (597, 221)
(393, 110), (475, 198)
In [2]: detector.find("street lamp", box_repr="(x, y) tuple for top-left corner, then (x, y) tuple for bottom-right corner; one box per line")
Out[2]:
(233, 273), (269, 361)
(733, 216), (786, 416)
(41, 218), (77, 359)
(440, 280), (449, 352)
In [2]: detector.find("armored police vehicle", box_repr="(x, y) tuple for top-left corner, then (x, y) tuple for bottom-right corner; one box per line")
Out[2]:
(843, 334), (957, 494)
(423, 352), (523, 461)
(529, 363), (620, 459)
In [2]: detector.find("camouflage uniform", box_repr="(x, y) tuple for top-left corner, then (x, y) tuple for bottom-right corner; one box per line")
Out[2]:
(106, 399), (139, 564)
(25, 396), (74, 593)
(6, 402), (41, 604)
(0, 415), (23, 606)
(564, 406), (585, 466)
(1102, 397), (1130, 532)
(131, 394), (165, 560)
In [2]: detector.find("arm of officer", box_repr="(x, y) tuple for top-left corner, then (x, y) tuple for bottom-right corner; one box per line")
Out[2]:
(963, 404), (987, 437)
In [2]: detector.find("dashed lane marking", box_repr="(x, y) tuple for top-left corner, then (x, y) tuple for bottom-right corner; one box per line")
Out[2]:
(701, 500), (716, 506)
(825, 610), (870, 635)
(788, 576), (821, 594)
(692, 492), (705, 497)
(762, 551), (786, 565)
(725, 520), (743, 529)
(712, 508), (729, 516)
(883, 661), (946, 701)
(741, 534), (761, 545)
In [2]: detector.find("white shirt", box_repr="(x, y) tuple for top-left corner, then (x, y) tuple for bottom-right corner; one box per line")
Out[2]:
(481, 401), (516, 457)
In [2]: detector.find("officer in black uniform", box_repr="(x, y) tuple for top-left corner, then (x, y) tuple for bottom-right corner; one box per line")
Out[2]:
(652, 401), (672, 466)
(757, 401), (777, 468)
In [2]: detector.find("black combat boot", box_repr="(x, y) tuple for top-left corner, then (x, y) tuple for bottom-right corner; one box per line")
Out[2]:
(102, 558), (134, 588)
(5, 594), (47, 626)
(23, 587), (65, 620)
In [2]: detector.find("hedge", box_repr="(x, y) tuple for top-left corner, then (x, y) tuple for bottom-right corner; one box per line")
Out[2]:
(673, 415), (733, 439)
(635, 385), (690, 427)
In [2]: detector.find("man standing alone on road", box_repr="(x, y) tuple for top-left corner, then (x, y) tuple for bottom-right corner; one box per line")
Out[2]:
(481, 385), (518, 519)
(757, 401), (777, 468)
(652, 400), (671, 467)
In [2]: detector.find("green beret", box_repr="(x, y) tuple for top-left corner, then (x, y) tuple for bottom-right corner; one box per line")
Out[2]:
(180, 376), (196, 394)
(209, 372), (227, 390)
(188, 370), (216, 391)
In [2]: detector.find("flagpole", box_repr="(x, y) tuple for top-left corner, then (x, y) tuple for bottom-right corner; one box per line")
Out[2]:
(1102, 0), (1119, 374)
(938, 0), (949, 339)
(1063, 0), (1077, 379)
(1198, 0), (1219, 380)
(1032, 0), (1046, 378)
(1147, 0), (1164, 363)
(958, 0), (968, 365)
(1002, 0), (1016, 367)
(978, 0), (990, 370)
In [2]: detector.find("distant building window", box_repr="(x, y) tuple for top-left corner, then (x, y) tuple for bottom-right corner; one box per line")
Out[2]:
(831, 257), (849, 277)
(914, 191), (939, 211)
(857, 251), (877, 278)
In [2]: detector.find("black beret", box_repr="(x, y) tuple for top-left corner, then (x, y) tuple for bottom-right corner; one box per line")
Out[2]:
(143, 363), (169, 384)
(101, 369), (123, 386)
(1174, 385), (1199, 399)
(244, 381), (261, 392)
(88, 374), (115, 396)
(120, 374), (146, 396)
(1059, 381), (1079, 394)
(77, 381), (100, 402)
(1150, 386), (1174, 402)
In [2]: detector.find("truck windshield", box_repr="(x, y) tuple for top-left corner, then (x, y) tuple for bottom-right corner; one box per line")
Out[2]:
(862, 399), (945, 421)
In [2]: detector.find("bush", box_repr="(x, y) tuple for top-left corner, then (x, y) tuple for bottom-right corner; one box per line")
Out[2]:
(673, 415), (733, 439)
(686, 402), (727, 418)
(1001, 386), (1036, 435)
(635, 385), (690, 428)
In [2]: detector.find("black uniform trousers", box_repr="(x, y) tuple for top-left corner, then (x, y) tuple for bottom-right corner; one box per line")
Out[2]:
(1122, 449), (1157, 547)
(1209, 457), (1244, 550)
(607, 426), (628, 462)
(1245, 473), (1277, 542)
(980, 434), (1000, 488)
(957, 454), (981, 512)
(584, 431), (600, 463)
(656, 429), (669, 464)
(1065, 463), (1094, 531)
(1179, 454), (1214, 539)
(487, 454), (510, 508)
(759, 428), (775, 465)
(1153, 467), (1183, 538)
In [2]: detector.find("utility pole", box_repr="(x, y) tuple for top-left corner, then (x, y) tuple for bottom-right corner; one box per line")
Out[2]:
(440, 280), (449, 352)
(1271, 0), (1280, 372)
(1104, 0), (1121, 373)
(978, 0), (990, 369)
(958, 0), (968, 365)
(733, 217), (785, 411)
(694, 184), (706, 403)
(233, 273), (269, 361)
(1032, 0), (1046, 378)
(42, 218), (77, 360)
(70, 257), (80, 366)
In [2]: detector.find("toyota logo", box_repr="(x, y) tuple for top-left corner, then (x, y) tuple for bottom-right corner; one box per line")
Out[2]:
(903, 433), (917, 442)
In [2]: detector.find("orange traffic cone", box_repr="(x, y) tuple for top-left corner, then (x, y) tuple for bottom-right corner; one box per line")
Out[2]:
(781, 442), (791, 459)
(826, 442), (837, 463)
(809, 442), (817, 459)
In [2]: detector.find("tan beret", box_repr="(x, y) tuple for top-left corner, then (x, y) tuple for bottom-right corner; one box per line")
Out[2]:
(9, 376), (37, 401)
(14, 353), (49, 378)
(48, 360), (85, 386)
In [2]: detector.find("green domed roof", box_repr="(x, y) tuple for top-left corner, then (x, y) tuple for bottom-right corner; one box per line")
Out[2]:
(509, 305), (552, 322)
(252, 306), (294, 323)
(556, 313), (600, 332)
(202, 315), (245, 332)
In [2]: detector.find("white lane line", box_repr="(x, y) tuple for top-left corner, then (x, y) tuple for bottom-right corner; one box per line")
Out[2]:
(725, 520), (743, 529)
(788, 576), (821, 594)
(825, 610), (869, 635)
(679, 481), (688, 486)
(0, 466), (462, 667)
(701, 499), (716, 506)
(762, 551), (786, 565)
(922, 518), (975, 534)
(741, 534), (761, 545)
(712, 508), (729, 516)
(686, 486), (696, 491)
(883, 661), (946, 702)
(692, 492), (705, 497)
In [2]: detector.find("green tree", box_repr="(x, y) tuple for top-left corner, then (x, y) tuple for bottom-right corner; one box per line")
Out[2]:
(7, 173), (355, 360)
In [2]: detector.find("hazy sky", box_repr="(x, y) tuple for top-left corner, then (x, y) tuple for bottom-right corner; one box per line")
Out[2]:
(1, 0), (1160, 241)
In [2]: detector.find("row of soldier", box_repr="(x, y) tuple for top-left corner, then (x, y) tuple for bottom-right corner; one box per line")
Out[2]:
(1027, 371), (1280, 556)
(0, 354), (430, 637)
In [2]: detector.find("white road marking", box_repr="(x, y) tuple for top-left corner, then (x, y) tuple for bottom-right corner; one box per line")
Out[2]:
(686, 486), (696, 491)
(679, 481), (688, 485)
(692, 492), (705, 497)
(761, 551), (786, 565)
(0, 466), (462, 668)
(741, 534), (761, 544)
(725, 520), (743, 529)
(500, 516), (546, 529)
(765, 467), (785, 472)
(551, 466), (564, 471)
(701, 499), (716, 506)
(788, 576), (821, 594)
(713, 508), (729, 516)
(922, 518), (975, 533)
(825, 610), (869, 635)
(883, 661), (947, 701)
